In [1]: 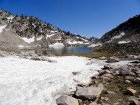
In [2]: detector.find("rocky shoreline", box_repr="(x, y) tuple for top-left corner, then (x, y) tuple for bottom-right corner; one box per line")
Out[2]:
(56, 56), (140, 105)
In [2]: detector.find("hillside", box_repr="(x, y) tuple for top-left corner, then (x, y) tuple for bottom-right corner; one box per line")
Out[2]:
(90, 14), (140, 54)
(100, 14), (140, 43)
(0, 9), (91, 50)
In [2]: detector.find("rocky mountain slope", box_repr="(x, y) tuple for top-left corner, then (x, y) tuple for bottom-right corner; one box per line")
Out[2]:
(89, 36), (99, 43)
(0, 9), (90, 49)
(91, 14), (140, 54)
(100, 14), (140, 43)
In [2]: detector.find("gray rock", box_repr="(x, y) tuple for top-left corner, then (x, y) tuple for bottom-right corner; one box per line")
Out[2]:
(75, 84), (104, 101)
(89, 102), (97, 105)
(56, 95), (79, 105)
(72, 72), (80, 75)
(76, 87), (101, 100)
(30, 57), (40, 60)
(103, 64), (113, 70)
(125, 80), (132, 84)
(98, 70), (108, 76)
(106, 57), (119, 63)
(48, 60), (57, 63)
(134, 78), (140, 84)
(119, 69), (131, 76)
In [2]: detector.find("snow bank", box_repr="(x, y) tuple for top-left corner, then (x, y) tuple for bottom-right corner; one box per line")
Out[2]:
(118, 40), (131, 44)
(0, 56), (103, 105)
(67, 41), (83, 44)
(46, 34), (55, 39)
(0, 25), (7, 33)
(7, 16), (14, 20)
(88, 43), (102, 47)
(111, 32), (125, 40)
(49, 42), (65, 49)
(0, 55), (132, 105)
(21, 37), (35, 43)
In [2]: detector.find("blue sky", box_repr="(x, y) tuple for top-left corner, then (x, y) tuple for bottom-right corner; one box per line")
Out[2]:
(0, 0), (140, 38)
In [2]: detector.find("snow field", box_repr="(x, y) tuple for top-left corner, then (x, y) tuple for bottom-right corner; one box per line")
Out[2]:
(0, 56), (103, 105)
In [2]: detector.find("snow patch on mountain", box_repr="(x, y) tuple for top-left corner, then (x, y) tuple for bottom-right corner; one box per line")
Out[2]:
(0, 25), (7, 33)
(88, 43), (102, 47)
(21, 37), (35, 43)
(67, 40), (83, 44)
(107, 32), (126, 43)
(118, 40), (131, 44)
(49, 42), (65, 49)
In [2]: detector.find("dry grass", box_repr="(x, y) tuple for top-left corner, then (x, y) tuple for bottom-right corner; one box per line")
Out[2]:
(61, 52), (118, 58)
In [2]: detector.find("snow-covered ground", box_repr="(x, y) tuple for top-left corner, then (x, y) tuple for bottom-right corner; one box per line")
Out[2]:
(0, 56), (102, 105)
(0, 55), (131, 105)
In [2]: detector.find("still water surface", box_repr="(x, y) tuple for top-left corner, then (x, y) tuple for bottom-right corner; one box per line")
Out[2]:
(36, 46), (95, 56)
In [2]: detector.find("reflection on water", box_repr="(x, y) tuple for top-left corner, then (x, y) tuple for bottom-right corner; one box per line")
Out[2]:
(35, 46), (96, 56)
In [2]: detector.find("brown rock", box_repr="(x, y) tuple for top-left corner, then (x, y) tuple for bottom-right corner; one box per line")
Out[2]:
(126, 87), (136, 95)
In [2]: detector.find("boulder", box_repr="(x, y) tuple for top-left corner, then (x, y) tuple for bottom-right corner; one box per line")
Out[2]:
(75, 84), (104, 101)
(119, 69), (132, 76)
(103, 64), (113, 70)
(56, 95), (79, 105)
(134, 78), (140, 84)
(126, 87), (136, 95)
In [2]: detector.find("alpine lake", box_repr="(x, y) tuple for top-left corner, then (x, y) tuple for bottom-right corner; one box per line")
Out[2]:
(20, 45), (97, 56)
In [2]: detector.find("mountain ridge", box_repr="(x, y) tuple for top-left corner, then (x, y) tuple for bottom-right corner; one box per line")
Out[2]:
(0, 9), (91, 49)
(100, 14), (140, 43)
